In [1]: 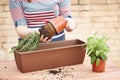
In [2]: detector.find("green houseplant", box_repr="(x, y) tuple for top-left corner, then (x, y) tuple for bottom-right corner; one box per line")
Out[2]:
(86, 33), (110, 72)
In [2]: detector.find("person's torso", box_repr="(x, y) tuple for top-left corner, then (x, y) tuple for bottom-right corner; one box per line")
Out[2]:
(20, 0), (60, 28)
(16, 0), (65, 41)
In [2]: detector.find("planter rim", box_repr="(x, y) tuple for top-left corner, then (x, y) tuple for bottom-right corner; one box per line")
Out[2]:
(15, 39), (86, 54)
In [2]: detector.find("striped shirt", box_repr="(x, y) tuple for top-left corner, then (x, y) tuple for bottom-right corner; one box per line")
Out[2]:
(9, 0), (71, 41)
(24, 10), (56, 27)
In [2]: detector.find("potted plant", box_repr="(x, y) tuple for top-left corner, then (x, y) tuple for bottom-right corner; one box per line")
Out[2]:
(86, 33), (110, 72)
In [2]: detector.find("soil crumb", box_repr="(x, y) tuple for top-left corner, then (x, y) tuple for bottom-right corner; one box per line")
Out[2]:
(49, 68), (62, 75)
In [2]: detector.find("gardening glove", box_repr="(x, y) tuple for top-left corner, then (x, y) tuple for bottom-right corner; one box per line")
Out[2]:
(65, 18), (76, 32)
(39, 16), (67, 40)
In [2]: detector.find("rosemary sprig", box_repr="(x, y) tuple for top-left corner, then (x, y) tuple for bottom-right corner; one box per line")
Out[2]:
(13, 32), (40, 52)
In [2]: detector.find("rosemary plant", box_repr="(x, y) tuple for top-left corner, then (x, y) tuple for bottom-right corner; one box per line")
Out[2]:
(13, 32), (40, 52)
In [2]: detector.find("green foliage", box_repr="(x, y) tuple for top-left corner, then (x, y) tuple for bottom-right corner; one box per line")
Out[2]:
(86, 33), (110, 66)
(12, 32), (40, 52)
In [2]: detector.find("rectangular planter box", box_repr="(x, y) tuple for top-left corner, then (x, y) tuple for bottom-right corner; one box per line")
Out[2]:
(14, 39), (86, 73)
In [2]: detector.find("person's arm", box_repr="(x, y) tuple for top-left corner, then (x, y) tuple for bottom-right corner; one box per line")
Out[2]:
(9, 0), (39, 38)
(59, 0), (76, 32)
(15, 25), (39, 38)
(9, 0), (49, 42)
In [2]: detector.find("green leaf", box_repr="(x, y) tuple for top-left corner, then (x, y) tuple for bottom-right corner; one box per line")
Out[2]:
(91, 56), (96, 64)
(96, 58), (100, 66)
(13, 32), (40, 52)
(87, 37), (93, 42)
(100, 53), (105, 60)
(87, 50), (93, 55)
(95, 50), (99, 57)
(103, 53), (108, 60)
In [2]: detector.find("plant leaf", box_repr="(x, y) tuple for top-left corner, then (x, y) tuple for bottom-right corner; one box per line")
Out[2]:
(95, 50), (99, 57)
(103, 52), (108, 60)
(91, 56), (96, 64)
(100, 53), (105, 60)
(96, 58), (100, 66)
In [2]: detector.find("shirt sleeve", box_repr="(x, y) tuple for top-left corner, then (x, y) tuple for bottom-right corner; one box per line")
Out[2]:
(9, 0), (27, 27)
(58, 0), (72, 18)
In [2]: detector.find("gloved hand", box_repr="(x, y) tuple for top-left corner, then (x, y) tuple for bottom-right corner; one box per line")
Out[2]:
(39, 16), (67, 40)
(65, 18), (76, 32)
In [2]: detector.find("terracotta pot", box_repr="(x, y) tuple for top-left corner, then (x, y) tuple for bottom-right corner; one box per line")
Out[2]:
(49, 16), (67, 34)
(39, 16), (67, 39)
(92, 60), (106, 72)
(39, 22), (57, 39)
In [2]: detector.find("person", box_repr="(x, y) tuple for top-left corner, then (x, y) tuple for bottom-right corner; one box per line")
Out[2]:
(9, 0), (75, 42)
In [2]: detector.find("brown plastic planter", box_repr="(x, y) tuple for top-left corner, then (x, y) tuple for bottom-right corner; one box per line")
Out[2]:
(14, 39), (86, 73)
